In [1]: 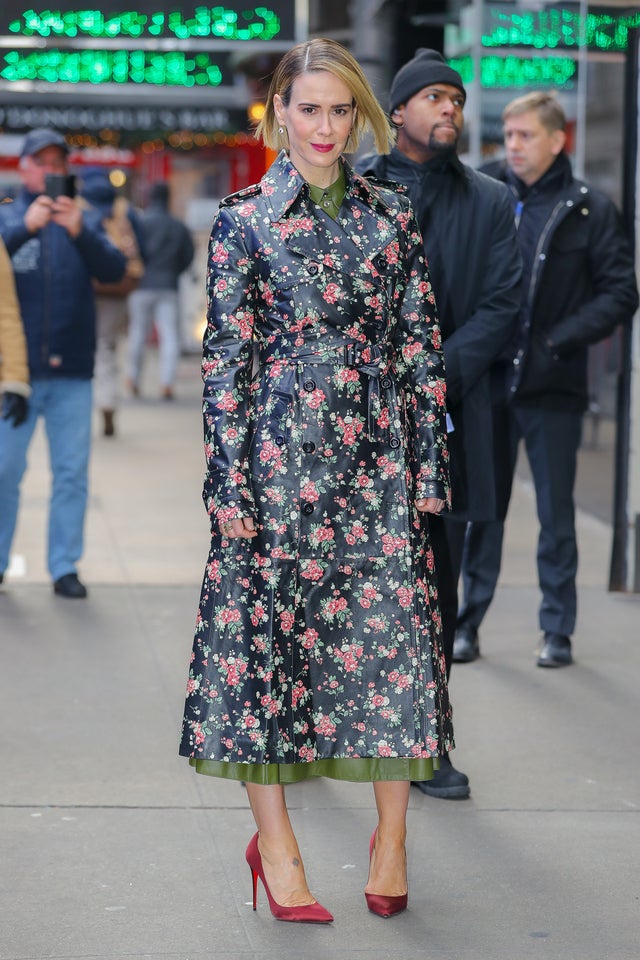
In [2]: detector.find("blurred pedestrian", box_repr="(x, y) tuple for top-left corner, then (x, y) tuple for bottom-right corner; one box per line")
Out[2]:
(358, 49), (521, 799)
(454, 91), (638, 668)
(0, 128), (126, 598)
(180, 38), (452, 922)
(0, 238), (31, 583)
(126, 182), (194, 400)
(80, 169), (146, 437)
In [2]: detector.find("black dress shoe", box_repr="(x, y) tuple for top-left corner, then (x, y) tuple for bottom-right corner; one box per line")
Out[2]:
(537, 632), (572, 668)
(452, 624), (480, 663)
(53, 573), (88, 599)
(413, 755), (470, 799)
(102, 409), (115, 437)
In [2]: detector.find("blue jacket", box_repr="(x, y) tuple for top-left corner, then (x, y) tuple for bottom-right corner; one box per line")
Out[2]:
(0, 189), (127, 379)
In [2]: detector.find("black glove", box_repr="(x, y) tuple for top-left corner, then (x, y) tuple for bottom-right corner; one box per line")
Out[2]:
(1, 392), (29, 427)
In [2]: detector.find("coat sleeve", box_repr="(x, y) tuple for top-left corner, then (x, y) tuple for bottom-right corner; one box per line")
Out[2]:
(442, 183), (521, 409)
(201, 207), (257, 526)
(545, 194), (638, 355)
(391, 203), (449, 504)
(0, 239), (30, 396)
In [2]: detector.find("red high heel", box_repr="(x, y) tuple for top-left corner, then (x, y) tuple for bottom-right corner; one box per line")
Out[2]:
(245, 833), (334, 924)
(365, 829), (408, 918)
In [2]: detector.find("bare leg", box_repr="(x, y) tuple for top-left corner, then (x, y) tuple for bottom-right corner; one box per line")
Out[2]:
(366, 781), (410, 897)
(245, 783), (316, 907)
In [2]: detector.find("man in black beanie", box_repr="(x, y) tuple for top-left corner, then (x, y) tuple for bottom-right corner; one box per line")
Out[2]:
(358, 50), (522, 799)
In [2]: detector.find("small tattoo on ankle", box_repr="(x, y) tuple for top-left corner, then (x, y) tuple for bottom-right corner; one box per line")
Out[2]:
(292, 857), (300, 867)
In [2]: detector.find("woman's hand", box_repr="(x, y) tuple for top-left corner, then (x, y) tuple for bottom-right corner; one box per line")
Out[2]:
(415, 497), (446, 515)
(219, 516), (257, 539)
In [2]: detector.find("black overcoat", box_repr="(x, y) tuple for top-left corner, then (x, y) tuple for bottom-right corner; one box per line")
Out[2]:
(358, 150), (522, 521)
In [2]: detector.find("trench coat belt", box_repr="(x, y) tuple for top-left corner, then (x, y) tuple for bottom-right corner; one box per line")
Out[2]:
(257, 338), (393, 441)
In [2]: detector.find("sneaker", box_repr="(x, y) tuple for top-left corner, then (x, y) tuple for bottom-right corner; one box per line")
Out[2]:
(412, 755), (470, 799)
(537, 632), (572, 667)
(53, 573), (88, 599)
(452, 624), (480, 663)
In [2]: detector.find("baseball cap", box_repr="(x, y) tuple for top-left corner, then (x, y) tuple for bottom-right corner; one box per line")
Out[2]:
(20, 128), (70, 158)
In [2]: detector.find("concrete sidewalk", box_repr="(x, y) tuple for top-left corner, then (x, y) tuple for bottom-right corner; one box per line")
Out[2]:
(1, 351), (638, 960)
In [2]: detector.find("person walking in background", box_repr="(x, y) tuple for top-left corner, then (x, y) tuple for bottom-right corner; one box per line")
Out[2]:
(80, 168), (146, 437)
(453, 91), (638, 669)
(180, 38), (452, 922)
(358, 49), (521, 799)
(0, 238), (31, 577)
(0, 128), (126, 598)
(126, 182), (194, 400)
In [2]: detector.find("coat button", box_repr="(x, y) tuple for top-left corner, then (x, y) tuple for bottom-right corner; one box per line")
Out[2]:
(303, 379), (316, 392)
(390, 437), (400, 448)
(380, 376), (392, 389)
(308, 263), (319, 275)
(275, 435), (286, 446)
(303, 441), (316, 453)
(302, 503), (314, 515)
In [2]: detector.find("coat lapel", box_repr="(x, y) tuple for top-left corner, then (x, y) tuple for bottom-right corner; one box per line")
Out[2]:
(260, 152), (401, 279)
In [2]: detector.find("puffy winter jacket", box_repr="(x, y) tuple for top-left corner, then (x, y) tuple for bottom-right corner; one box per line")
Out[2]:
(0, 236), (29, 396)
(0, 189), (127, 379)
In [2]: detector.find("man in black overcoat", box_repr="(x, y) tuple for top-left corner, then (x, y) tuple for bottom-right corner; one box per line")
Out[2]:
(358, 50), (522, 798)
(453, 91), (638, 670)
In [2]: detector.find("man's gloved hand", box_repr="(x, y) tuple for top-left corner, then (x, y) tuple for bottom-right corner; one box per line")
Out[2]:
(1, 392), (29, 427)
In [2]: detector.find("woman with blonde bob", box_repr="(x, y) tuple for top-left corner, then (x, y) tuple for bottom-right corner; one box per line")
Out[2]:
(179, 38), (453, 923)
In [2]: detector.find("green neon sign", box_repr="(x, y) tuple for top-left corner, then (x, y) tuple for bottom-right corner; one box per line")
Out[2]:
(3, 5), (283, 41)
(450, 55), (577, 90)
(1, 47), (225, 84)
(482, 5), (640, 52)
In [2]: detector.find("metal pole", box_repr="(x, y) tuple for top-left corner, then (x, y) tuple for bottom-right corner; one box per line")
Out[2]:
(574, 0), (588, 178)
(349, 0), (388, 99)
(467, 0), (483, 168)
(609, 28), (639, 592)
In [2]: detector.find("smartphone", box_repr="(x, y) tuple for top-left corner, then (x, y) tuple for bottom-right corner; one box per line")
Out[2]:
(44, 173), (76, 199)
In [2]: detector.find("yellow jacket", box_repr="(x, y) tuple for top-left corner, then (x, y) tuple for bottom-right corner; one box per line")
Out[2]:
(0, 237), (30, 396)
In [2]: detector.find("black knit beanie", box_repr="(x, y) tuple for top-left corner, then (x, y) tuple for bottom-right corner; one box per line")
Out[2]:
(389, 48), (466, 114)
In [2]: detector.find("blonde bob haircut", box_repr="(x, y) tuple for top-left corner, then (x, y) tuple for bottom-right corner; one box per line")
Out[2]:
(256, 38), (394, 155)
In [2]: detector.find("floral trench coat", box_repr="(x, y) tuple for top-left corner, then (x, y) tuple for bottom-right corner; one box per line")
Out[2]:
(180, 152), (453, 775)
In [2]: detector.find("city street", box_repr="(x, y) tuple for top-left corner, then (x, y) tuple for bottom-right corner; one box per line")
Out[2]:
(1, 351), (638, 960)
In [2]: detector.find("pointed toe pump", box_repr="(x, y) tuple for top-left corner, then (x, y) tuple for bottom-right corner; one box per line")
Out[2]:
(365, 829), (408, 918)
(245, 833), (334, 924)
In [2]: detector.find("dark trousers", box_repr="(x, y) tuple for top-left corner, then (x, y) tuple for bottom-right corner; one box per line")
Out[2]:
(458, 403), (583, 638)
(429, 514), (468, 679)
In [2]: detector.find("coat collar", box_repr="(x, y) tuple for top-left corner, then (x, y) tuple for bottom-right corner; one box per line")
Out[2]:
(261, 150), (396, 223)
(258, 151), (403, 272)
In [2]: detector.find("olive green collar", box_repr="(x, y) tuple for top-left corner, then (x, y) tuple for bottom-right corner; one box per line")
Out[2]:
(308, 166), (346, 219)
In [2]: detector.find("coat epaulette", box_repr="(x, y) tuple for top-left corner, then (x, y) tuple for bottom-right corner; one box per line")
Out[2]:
(219, 182), (262, 208)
